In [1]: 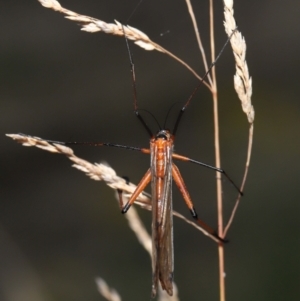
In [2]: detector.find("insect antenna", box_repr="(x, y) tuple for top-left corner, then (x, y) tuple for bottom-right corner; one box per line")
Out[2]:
(122, 25), (153, 138)
(163, 101), (182, 131)
(125, 0), (144, 24)
(138, 108), (162, 132)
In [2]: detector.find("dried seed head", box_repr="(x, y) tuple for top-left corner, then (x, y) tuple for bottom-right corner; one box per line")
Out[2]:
(223, 1), (254, 123)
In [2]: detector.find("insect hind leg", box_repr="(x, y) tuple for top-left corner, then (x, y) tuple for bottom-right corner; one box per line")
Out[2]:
(172, 163), (227, 243)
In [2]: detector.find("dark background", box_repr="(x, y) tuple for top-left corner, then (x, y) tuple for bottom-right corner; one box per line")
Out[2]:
(1, 0), (300, 300)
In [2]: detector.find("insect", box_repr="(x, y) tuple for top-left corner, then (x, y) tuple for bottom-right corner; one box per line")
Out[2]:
(118, 34), (242, 297)
(11, 29), (241, 297)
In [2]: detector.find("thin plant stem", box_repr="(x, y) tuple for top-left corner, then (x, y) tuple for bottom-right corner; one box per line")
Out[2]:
(218, 243), (226, 301)
(184, 1), (225, 300)
(223, 123), (254, 236)
(184, 0), (212, 87)
(213, 84), (226, 301)
(154, 43), (212, 90)
(208, 0), (226, 300)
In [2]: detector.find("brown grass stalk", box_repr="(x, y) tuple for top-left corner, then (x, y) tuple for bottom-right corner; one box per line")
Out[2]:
(184, 0), (213, 87)
(184, 0), (227, 299)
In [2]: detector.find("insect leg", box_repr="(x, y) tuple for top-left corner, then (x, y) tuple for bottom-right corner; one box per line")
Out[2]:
(172, 163), (227, 243)
(172, 153), (243, 196)
(116, 176), (130, 210)
(15, 134), (153, 155)
(121, 168), (151, 213)
(122, 25), (153, 138)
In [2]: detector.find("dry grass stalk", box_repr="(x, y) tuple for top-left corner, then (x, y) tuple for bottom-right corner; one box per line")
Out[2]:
(184, 0), (213, 87)
(181, 6), (229, 301)
(223, 123), (253, 236)
(36, 0), (211, 89)
(222, 0), (255, 236)
(95, 277), (122, 301)
(121, 200), (152, 256)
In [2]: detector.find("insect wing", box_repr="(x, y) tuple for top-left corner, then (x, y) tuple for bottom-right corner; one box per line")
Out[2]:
(151, 140), (174, 297)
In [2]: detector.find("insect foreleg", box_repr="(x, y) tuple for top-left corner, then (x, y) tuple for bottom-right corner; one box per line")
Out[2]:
(121, 169), (151, 213)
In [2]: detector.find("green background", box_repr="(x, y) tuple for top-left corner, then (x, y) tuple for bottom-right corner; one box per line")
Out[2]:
(1, 0), (299, 300)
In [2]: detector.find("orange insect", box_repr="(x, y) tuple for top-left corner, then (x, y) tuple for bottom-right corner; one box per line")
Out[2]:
(117, 33), (242, 296)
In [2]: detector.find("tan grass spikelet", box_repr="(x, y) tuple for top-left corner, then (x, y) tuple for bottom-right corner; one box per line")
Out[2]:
(223, 0), (254, 123)
(38, 0), (157, 50)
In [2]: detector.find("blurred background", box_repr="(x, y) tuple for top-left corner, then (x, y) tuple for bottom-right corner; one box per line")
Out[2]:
(1, 0), (300, 300)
